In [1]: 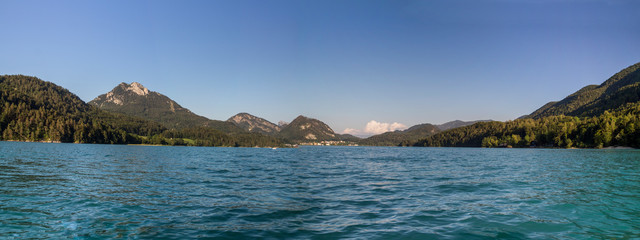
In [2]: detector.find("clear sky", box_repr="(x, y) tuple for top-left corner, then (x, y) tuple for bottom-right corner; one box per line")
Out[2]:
(1, 0), (639, 136)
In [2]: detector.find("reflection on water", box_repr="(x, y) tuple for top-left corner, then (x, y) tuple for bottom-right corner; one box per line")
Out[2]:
(1, 142), (639, 239)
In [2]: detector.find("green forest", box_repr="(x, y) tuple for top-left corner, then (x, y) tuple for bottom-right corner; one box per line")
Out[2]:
(2, 61), (640, 149)
(0, 75), (285, 147)
(527, 62), (640, 119)
(89, 83), (246, 134)
(407, 62), (640, 148)
(410, 102), (640, 148)
(360, 124), (440, 146)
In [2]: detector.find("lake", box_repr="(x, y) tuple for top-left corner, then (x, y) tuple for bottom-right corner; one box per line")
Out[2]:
(1, 142), (639, 239)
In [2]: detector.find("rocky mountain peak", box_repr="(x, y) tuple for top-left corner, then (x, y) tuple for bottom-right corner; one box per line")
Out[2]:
(89, 82), (247, 132)
(227, 112), (281, 135)
(115, 82), (149, 96)
(127, 82), (149, 96)
(91, 82), (152, 106)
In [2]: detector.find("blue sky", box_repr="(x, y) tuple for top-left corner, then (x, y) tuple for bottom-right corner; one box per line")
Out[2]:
(1, 0), (639, 136)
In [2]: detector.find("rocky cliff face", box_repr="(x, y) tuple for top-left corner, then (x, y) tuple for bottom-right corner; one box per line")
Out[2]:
(91, 82), (148, 107)
(227, 113), (281, 135)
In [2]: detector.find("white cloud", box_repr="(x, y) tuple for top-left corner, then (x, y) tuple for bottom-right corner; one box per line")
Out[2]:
(342, 128), (361, 135)
(364, 120), (407, 134)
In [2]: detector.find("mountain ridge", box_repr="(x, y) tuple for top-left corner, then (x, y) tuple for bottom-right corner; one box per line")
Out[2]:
(4, 60), (640, 149)
(277, 115), (340, 142)
(412, 62), (640, 148)
(227, 112), (281, 135)
(0, 75), (285, 147)
(0, 75), (167, 143)
(435, 120), (493, 131)
(526, 62), (640, 119)
(360, 123), (440, 146)
(89, 82), (244, 133)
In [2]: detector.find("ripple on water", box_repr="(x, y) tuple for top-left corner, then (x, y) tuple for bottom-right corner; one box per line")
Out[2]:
(1, 143), (640, 239)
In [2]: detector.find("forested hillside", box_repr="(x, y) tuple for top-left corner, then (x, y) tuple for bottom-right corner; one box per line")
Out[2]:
(527, 62), (640, 118)
(5, 60), (639, 149)
(411, 62), (640, 148)
(277, 115), (340, 142)
(89, 82), (245, 133)
(360, 123), (440, 146)
(412, 102), (640, 148)
(0, 75), (165, 143)
(0, 75), (283, 147)
(435, 120), (492, 131)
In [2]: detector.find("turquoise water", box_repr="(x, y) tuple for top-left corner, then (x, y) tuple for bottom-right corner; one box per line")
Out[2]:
(1, 142), (639, 239)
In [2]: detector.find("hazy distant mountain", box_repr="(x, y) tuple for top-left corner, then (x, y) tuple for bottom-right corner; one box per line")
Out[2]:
(436, 120), (493, 131)
(227, 112), (281, 135)
(89, 82), (244, 133)
(526, 62), (640, 119)
(277, 115), (340, 142)
(228, 113), (361, 142)
(360, 123), (440, 146)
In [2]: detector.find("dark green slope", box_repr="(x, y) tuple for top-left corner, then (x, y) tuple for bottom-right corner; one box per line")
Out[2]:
(412, 121), (506, 147)
(528, 62), (640, 118)
(414, 103), (640, 148)
(89, 82), (244, 133)
(436, 120), (493, 131)
(277, 115), (340, 142)
(360, 123), (440, 146)
(336, 133), (361, 142)
(412, 62), (640, 148)
(0, 75), (283, 147)
(0, 75), (166, 143)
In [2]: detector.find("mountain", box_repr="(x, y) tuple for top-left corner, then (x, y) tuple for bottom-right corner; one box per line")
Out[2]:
(359, 120), (490, 146)
(527, 62), (640, 119)
(228, 113), (361, 142)
(436, 120), (493, 131)
(360, 123), (440, 146)
(414, 103), (640, 148)
(0, 75), (166, 143)
(227, 112), (281, 135)
(336, 133), (361, 142)
(412, 62), (640, 148)
(90, 84), (351, 145)
(277, 115), (340, 142)
(1, 75), (283, 147)
(89, 82), (244, 133)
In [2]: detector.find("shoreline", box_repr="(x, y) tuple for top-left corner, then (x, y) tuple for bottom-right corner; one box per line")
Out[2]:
(0, 140), (286, 148)
(1, 140), (637, 149)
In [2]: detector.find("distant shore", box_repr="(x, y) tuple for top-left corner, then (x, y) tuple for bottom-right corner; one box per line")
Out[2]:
(5, 140), (62, 143)
(1, 140), (637, 149)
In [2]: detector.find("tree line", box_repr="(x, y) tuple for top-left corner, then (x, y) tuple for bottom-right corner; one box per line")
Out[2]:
(0, 75), (285, 147)
(410, 102), (640, 148)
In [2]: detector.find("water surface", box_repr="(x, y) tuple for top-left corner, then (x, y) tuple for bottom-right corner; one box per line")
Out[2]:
(1, 142), (639, 239)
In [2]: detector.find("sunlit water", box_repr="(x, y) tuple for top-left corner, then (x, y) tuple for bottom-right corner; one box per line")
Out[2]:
(1, 142), (639, 239)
